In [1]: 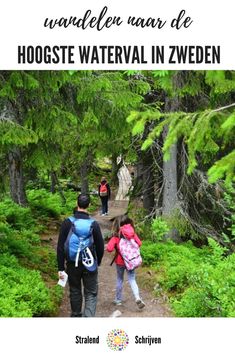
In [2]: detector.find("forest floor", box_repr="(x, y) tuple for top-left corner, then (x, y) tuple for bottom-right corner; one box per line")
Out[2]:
(50, 200), (172, 318)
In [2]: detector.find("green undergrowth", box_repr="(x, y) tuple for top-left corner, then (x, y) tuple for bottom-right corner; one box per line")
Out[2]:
(28, 188), (99, 218)
(0, 254), (52, 317)
(0, 188), (101, 317)
(141, 239), (235, 317)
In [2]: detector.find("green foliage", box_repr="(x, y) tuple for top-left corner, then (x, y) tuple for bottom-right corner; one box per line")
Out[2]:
(140, 241), (162, 265)
(208, 150), (235, 185)
(0, 254), (53, 317)
(0, 72), (39, 99)
(0, 198), (35, 230)
(206, 238), (226, 264)
(0, 121), (38, 146)
(172, 253), (235, 317)
(0, 200), (40, 260)
(221, 188), (235, 243)
(152, 70), (174, 93)
(87, 195), (100, 214)
(63, 71), (149, 171)
(0, 71), (73, 177)
(151, 218), (169, 241)
(127, 71), (235, 185)
(205, 71), (235, 94)
(27, 189), (64, 218)
(127, 109), (162, 137)
(166, 211), (200, 240)
(0, 189), (71, 317)
(0, 225), (35, 259)
(27, 188), (99, 218)
(1, 70), (234, 317)
(141, 240), (206, 288)
(134, 107), (234, 183)
(141, 239), (235, 317)
(127, 202), (150, 238)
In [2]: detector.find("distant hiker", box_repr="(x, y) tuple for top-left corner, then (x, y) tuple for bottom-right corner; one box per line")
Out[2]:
(57, 194), (104, 317)
(98, 176), (111, 216)
(106, 215), (145, 309)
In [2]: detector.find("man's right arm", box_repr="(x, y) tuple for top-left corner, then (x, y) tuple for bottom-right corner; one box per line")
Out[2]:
(93, 221), (104, 266)
(57, 218), (71, 271)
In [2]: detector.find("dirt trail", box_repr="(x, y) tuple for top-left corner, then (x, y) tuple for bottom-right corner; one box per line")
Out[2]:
(56, 200), (171, 318)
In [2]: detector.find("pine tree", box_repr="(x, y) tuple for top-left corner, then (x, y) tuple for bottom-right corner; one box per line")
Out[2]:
(127, 70), (235, 244)
(0, 71), (72, 204)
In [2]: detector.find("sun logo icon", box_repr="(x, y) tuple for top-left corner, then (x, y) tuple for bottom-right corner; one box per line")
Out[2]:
(106, 329), (129, 351)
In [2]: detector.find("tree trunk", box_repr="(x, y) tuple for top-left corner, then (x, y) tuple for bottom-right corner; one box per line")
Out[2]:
(50, 171), (57, 194)
(111, 154), (119, 186)
(50, 170), (66, 204)
(8, 147), (28, 206)
(130, 149), (143, 199)
(142, 149), (155, 214)
(80, 160), (89, 194)
(161, 72), (186, 241)
(136, 145), (144, 185)
(162, 125), (178, 216)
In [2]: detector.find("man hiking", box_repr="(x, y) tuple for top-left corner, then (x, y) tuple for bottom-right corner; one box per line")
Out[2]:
(57, 194), (104, 317)
(98, 176), (111, 216)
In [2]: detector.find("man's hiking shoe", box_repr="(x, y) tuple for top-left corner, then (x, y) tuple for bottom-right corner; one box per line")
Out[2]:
(136, 299), (146, 309)
(112, 300), (122, 306)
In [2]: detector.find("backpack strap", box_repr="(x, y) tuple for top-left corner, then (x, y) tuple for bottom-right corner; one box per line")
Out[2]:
(109, 243), (123, 266)
(68, 216), (76, 223)
(110, 250), (118, 266)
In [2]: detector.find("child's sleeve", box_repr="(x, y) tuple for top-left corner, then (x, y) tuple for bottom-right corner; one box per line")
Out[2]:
(106, 237), (117, 252)
(134, 234), (142, 247)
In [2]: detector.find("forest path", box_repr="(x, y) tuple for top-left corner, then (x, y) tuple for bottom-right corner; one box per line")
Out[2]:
(57, 200), (171, 318)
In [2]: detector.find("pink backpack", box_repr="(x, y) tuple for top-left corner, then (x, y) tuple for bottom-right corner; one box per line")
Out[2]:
(119, 237), (142, 271)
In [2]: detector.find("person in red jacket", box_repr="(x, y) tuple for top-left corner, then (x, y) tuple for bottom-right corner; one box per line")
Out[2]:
(106, 215), (145, 309)
(98, 176), (111, 216)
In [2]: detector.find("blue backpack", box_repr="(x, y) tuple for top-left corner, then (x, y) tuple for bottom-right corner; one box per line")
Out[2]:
(64, 216), (97, 271)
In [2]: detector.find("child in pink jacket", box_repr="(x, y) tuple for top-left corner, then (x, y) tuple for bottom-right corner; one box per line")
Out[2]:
(106, 215), (145, 309)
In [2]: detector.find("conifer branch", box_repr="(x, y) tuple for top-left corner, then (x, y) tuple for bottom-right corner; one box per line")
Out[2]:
(212, 102), (235, 113)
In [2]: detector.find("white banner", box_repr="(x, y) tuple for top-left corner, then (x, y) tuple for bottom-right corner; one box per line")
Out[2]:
(0, 0), (234, 69)
(0, 318), (234, 352)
